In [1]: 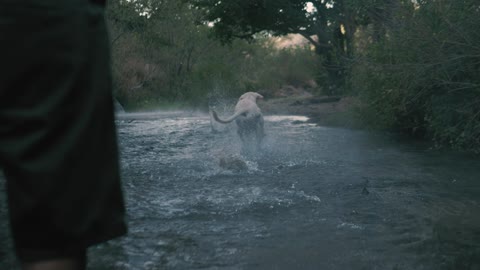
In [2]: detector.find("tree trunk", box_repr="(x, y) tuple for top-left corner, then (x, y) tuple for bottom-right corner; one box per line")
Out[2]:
(313, 42), (345, 95)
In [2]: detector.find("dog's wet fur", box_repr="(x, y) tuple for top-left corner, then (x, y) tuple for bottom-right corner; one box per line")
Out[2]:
(211, 92), (265, 148)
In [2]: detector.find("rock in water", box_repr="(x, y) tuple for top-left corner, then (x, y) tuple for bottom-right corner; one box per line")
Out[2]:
(219, 156), (248, 171)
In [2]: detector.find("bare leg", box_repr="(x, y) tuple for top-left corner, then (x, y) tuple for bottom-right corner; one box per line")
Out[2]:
(22, 252), (86, 270)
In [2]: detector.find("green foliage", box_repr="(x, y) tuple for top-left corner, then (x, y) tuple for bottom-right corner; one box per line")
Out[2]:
(107, 1), (320, 110)
(186, 0), (388, 92)
(186, 0), (312, 42)
(351, 0), (480, 152)
(256, 45), (323, 95)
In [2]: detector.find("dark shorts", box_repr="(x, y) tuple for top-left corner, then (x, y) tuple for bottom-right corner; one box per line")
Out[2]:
(0, 0), (127, 262)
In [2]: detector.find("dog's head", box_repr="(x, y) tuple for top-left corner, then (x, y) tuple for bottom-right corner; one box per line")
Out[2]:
(239, 92), (264, 102)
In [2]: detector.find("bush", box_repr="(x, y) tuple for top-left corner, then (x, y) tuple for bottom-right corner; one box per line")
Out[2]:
(351, 0), (480, 152)
(108, 0), (322, 111)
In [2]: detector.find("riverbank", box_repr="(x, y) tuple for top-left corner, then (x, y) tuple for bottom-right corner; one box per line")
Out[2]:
(260, 95), (362, 129)
(116, 90), (363, 129)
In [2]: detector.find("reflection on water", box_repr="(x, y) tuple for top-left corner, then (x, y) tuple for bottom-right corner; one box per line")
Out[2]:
(264, 115), (310, 122)
(1, 111), (479, 270)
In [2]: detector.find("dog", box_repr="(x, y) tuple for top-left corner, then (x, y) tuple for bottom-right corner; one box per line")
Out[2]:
(211, 92), (265, 147)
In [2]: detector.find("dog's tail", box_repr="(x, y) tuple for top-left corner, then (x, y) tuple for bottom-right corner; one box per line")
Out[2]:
(211, 110), (246, 124)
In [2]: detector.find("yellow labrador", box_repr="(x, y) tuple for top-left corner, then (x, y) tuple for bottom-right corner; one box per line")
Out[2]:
(211, 92), (265, 147)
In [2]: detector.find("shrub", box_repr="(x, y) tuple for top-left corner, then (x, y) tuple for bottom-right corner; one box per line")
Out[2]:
(351, 0), (480, 152)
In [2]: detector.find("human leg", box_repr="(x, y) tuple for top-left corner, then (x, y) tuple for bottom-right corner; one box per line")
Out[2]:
(0, 0), (127, 267)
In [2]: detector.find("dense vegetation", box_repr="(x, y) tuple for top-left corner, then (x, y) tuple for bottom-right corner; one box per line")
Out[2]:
(107, 0), (480, 152)
(106, 1), (320, 110)
(350, 1), (480, 152)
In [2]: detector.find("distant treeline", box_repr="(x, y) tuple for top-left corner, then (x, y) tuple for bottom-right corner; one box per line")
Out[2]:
(107, 0), (480, 152)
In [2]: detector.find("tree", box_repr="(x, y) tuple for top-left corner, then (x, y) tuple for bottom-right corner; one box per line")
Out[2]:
(106, 0), (222, 107)
(186, 0), (394, 93)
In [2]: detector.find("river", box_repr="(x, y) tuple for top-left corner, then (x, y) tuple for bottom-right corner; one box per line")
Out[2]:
(1, 112), (479, 269)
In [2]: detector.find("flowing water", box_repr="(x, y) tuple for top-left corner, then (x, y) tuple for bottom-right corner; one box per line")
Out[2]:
(1, 111), (480, 270)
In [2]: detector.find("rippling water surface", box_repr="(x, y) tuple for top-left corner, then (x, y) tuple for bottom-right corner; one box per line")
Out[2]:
(1, 111), (480, 270)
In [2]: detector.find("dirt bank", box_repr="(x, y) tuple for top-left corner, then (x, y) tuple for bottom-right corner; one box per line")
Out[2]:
(260, 95), (361, 128)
